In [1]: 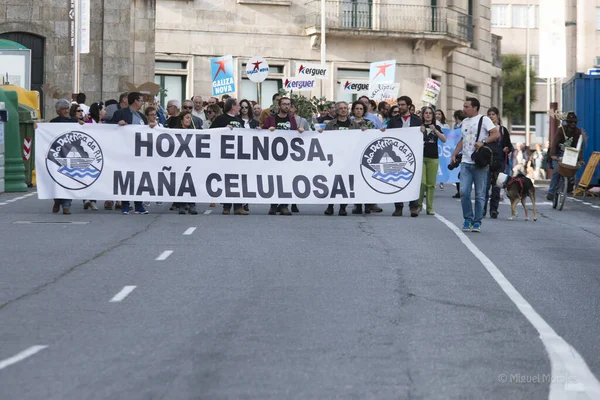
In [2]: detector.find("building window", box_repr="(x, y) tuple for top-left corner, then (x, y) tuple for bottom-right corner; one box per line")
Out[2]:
(341, 0), (373, 29)
(336, 68), (369, 104)
(241, 64), (284, 108)
(491, 5), (510, 27)
(512, 5), (538, 28)
(155, 60), (188, 106)
(466, 83), (478, 95)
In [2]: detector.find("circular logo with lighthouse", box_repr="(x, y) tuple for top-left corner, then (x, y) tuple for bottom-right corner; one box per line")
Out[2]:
(360, 137), (416, 194)
(45, 131), (104, 190)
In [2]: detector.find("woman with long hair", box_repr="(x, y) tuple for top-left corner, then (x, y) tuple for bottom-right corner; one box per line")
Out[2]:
(88, 102), (105, 123)
(239, 99), (259, 129)
(485, 106), (513, 218)
(172, 111), (199, 216)
(435, 109), (450, 128)
(418, 106), (446, 215)
(70, 103), (85, 122)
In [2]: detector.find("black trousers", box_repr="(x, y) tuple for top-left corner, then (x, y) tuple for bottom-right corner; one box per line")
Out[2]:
(485, 165), (504, 214)
(223, 203), (242, 210)
(394, 201), (418, 209)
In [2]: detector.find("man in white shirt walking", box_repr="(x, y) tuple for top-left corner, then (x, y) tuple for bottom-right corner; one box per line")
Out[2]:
(451, 98), (500, 232)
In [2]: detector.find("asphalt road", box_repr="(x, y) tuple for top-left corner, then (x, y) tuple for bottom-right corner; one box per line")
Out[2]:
(1, 185), (600, 399)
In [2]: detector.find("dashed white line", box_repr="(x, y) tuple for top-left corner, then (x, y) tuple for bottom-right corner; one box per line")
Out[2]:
(183, 227), (197, 236)
(434, 212), (600, 398)
(582, 202), (592, 206)
(203, 209), (212, 215)
(592, 205), (600, 209)
(0, 191), (37, 206)
(0, 202), (7, 206)
(0, 345), (48, 370)
(109, 286), (137, 302)
(155, 250), (173, 261)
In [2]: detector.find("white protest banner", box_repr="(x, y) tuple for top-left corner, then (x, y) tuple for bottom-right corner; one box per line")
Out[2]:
(369, 60), (396, 85)
(339, 80), (370, 95)
(370, 82), (400, 104)
(421, 78), (441, 105)
(245, 56), (269, 83)
(282, 77), (316, 92)
(296, 63), (329, 79)
(35, 124), (423, 204)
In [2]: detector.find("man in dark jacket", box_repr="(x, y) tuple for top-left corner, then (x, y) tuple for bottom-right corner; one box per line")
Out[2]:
(107, 92), (148, 215)
(388, 95), (422, 217)
(109, 92), (148, 125)
(48, 99), (84, 215)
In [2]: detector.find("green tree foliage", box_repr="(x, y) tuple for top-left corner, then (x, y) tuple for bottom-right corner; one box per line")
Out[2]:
(502, 54), (537, 119)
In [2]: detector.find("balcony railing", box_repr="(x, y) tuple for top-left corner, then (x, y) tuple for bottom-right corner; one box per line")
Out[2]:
(305, 1), (473, 43)
(491, 34), (502, 67)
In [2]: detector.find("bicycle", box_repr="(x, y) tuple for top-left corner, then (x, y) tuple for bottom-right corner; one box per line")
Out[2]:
(552, 159), (580, 211)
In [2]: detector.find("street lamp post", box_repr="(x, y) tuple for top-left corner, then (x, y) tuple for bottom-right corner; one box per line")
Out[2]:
(525, 1), (531, 147)
(320, 0), (326, 98)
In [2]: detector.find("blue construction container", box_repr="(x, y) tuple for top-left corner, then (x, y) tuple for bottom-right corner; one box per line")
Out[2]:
(562, 73), (600, 183)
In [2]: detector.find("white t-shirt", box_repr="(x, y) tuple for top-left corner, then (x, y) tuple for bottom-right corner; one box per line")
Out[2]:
(461, 115), (495, 164)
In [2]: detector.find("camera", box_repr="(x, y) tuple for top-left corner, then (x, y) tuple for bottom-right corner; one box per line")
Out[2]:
(448, 154), (462, 170)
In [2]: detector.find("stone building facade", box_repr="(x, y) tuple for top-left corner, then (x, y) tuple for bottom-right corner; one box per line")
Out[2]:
(155, 0), (502, 116)
(491, 0), (600, 141)
(0, 0), (156, 119)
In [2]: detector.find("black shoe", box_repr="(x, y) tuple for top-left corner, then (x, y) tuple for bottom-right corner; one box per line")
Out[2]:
(279, 207), (292, 216)
(352, 205), (363, 214)
(268, 206), (278, 215)
(338, 207), (348, 216)
(178, 207), (186, 215)
(490, 211), (498, 219)
(452, 193), (461, 199)
(324, 206), (334, 215)
(291, 204), (299, 213)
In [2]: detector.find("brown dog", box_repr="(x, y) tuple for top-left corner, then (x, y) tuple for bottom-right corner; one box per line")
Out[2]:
(496, 173), (538, 221)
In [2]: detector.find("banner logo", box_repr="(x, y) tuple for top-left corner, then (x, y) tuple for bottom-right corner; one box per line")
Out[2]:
(297, 64), (328, 79)
(343, 81), (369, 92)
(361, 137), (415, 194)
(45, 131), (103, 190)
(283, 77), (316, 91)
(246, 56), (269, 83)
(211, 55), (235, 96)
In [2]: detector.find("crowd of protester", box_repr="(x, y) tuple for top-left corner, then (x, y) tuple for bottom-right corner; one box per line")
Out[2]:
(45, 91), (555, 232)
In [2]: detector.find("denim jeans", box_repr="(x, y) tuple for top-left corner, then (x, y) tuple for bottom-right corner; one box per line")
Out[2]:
(60, 199), (72, 208)
(460, 163), (489, 225)
(547, 159), (561, 195)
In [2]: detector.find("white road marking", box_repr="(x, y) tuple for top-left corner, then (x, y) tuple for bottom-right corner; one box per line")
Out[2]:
(571, 198), (582, 202)
(435, 212), (600, 398)
(592, 206), (600, 209)
(0, 191), (37, 206)
(109, 286), (137, 302)
(203, 209), (212, 215)
(582, 202), (592, 206)
(155, 250), (173, 261)
(183, 227), (197, 236)
(0, 345), (48, 370)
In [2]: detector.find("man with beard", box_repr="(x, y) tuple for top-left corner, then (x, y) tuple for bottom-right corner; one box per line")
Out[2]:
(263, 97), (304, 215)
(387, 95), (422, 217)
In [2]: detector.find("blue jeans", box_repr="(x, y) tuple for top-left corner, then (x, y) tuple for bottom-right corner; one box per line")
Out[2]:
(460, 163), (489, 225)
(548, 159), (560, 195)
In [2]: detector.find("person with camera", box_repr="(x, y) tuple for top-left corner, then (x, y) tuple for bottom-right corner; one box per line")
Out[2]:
(484, 107), (513, 218)
(417, 107), (446, 215)
(451, 98), (500, 232)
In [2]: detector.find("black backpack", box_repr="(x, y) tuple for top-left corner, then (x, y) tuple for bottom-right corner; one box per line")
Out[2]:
(471, 117), (493, 168)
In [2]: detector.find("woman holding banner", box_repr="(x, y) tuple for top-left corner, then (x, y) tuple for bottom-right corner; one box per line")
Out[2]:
(418, 107), (446, 215)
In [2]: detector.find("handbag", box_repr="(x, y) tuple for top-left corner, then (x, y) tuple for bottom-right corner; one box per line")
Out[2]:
(470, 116), (493, 167)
